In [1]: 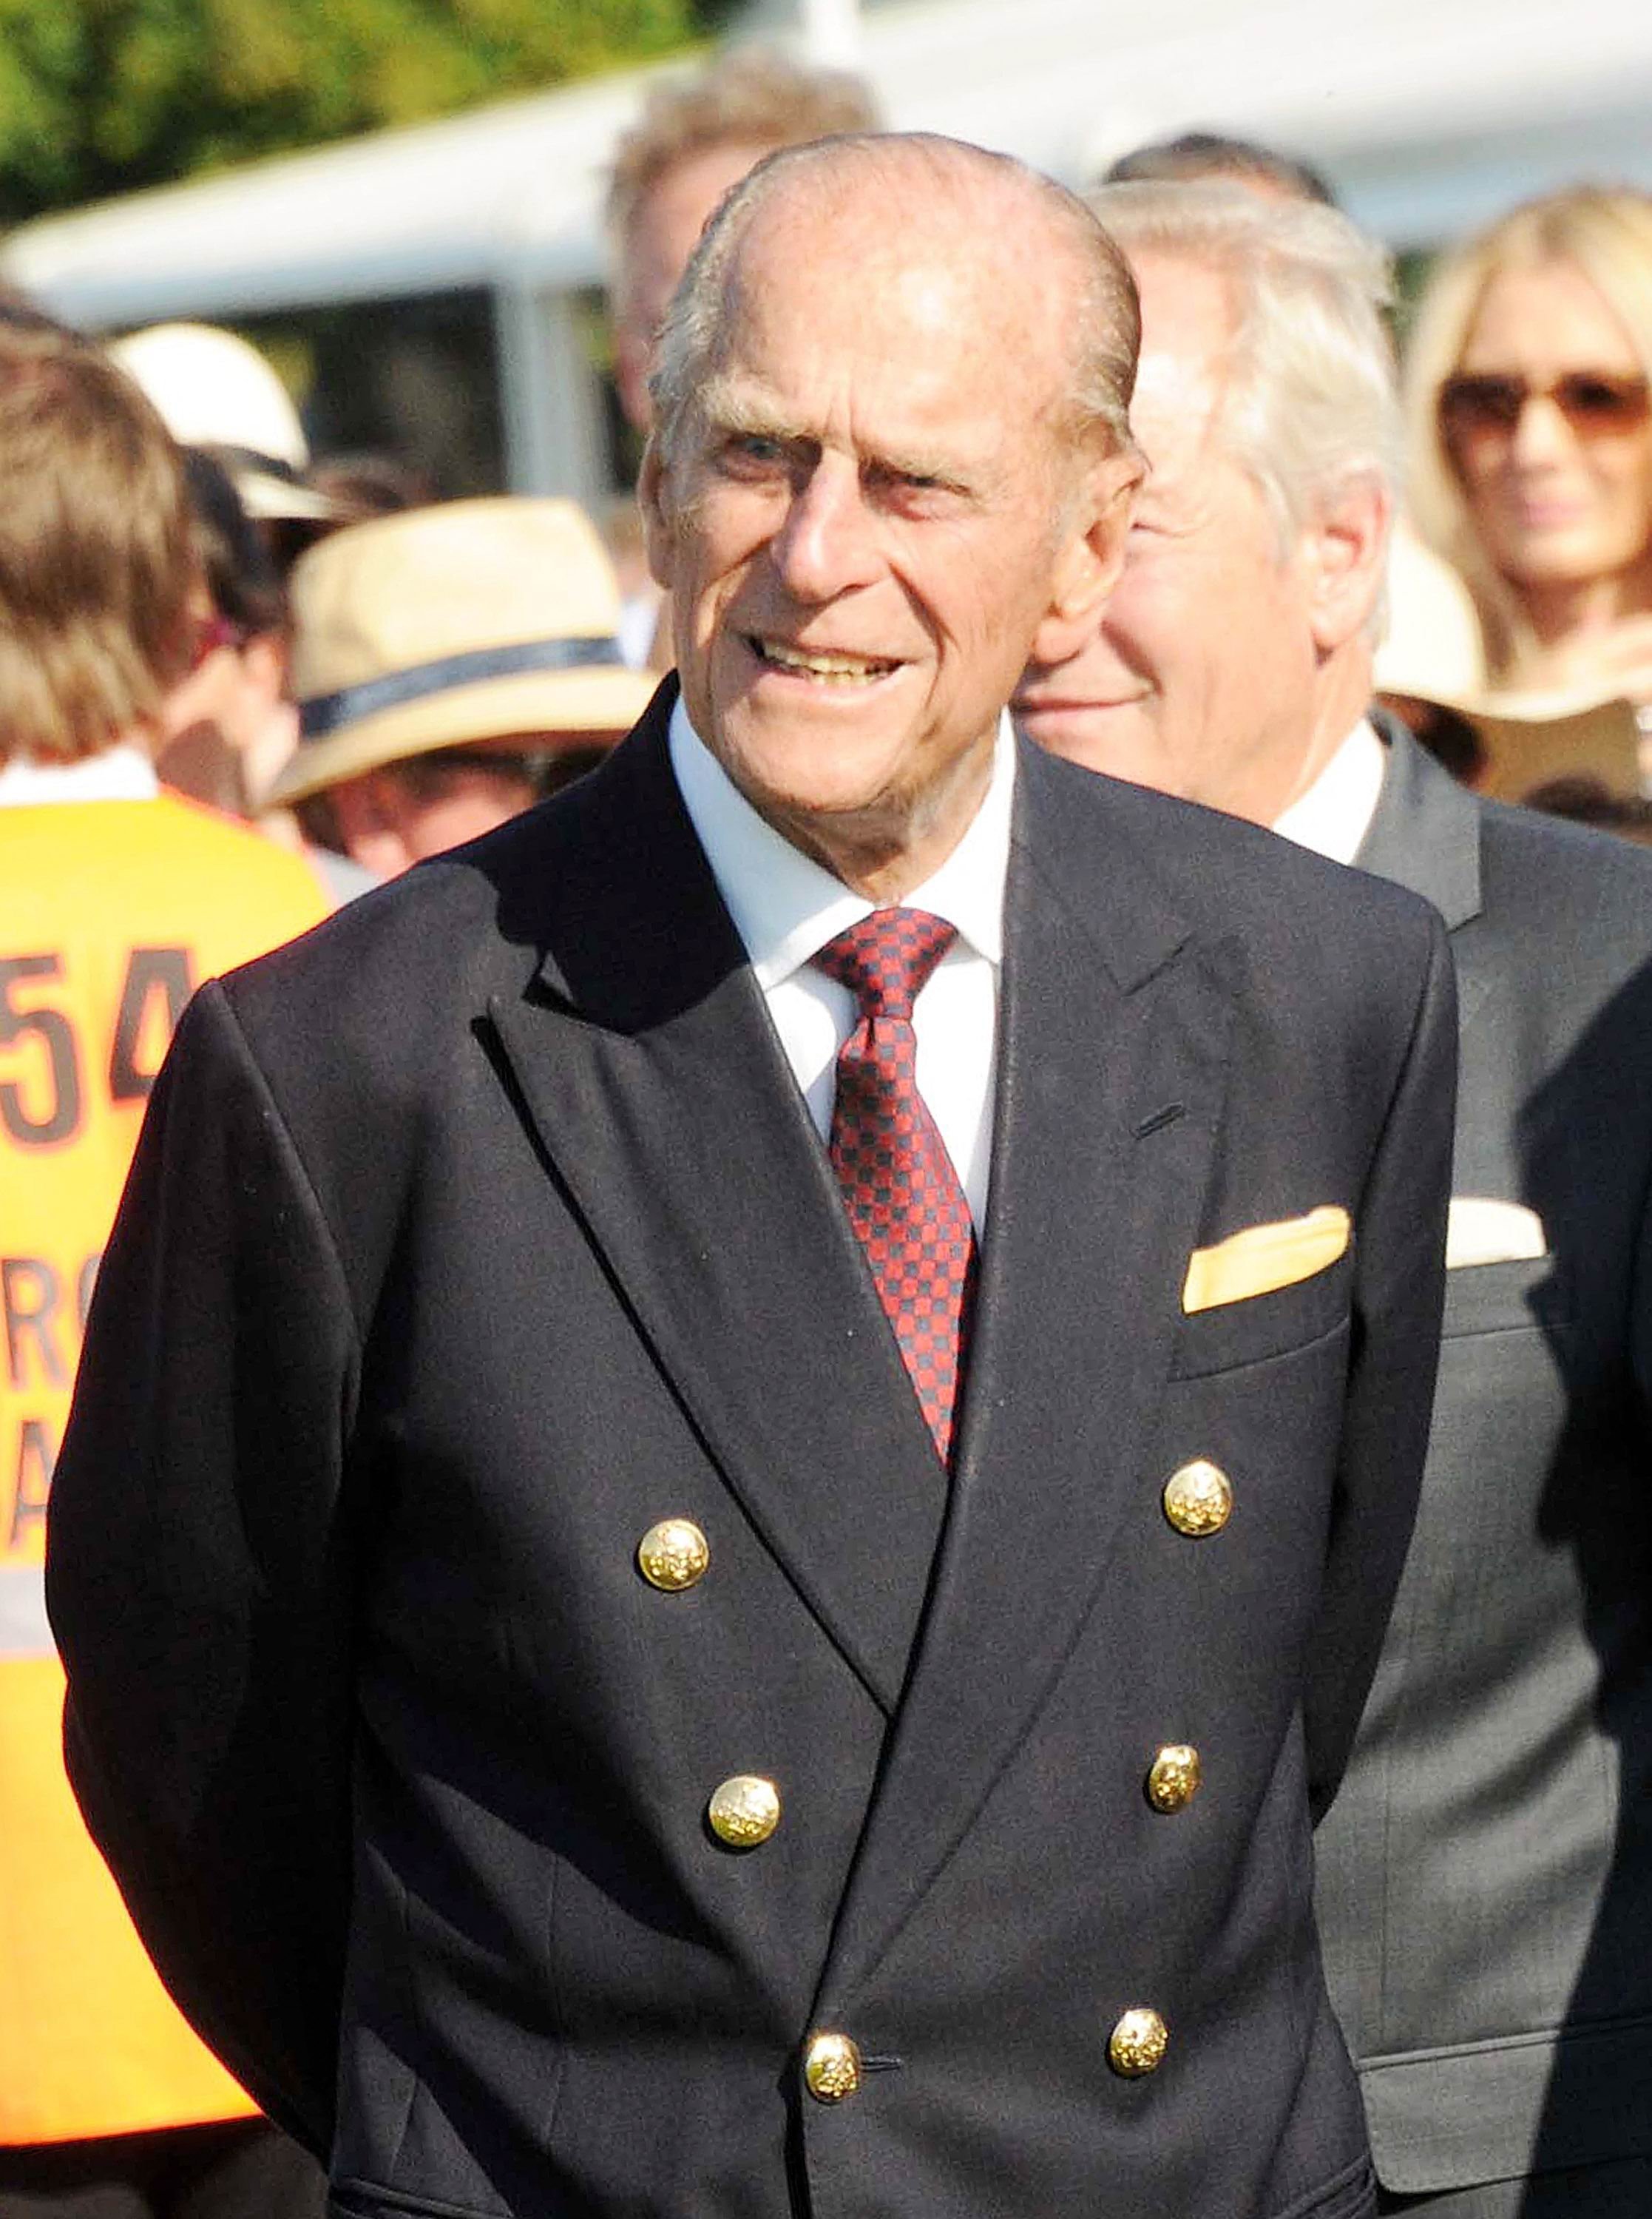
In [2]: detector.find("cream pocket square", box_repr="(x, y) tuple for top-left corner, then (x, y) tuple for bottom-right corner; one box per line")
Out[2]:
(1182, 1206), (1351, 1314)
(1446, 1196), (1547, 1269)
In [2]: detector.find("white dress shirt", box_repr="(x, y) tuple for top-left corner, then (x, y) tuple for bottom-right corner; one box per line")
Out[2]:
(1271, 717), (1387, 865)
(668, 696), (1012, 1230)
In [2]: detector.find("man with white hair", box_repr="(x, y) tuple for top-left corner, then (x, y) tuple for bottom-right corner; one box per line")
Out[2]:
(50, 138), (1455, 2218)
(1018, 181), (1652, 2218)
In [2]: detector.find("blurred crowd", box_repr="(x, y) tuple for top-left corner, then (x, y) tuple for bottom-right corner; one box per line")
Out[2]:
(10, 53), (1652, 882)
(6, 36), (1652, 2219)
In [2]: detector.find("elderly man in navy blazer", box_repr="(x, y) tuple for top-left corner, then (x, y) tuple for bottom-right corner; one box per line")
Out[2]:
(49, 138), (1455, 2219)
(1020, 178), (1652, 2219)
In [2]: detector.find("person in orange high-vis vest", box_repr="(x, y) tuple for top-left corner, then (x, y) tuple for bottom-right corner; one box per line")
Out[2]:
(0, 318), (331, 2219)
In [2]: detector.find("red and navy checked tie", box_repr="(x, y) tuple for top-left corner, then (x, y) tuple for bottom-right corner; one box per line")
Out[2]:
(814, 909), (978, 1467)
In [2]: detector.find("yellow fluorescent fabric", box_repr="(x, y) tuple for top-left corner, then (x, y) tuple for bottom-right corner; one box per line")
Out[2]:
(0, 793), (325, 2144)
(1182, 1206), (1352, 1314)
(0, 1656), (260, 2140)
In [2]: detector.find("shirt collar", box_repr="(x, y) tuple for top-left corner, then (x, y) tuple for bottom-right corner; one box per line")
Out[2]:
(0, 742), (159, 808)
(668, 694), (1013, 989)
(1271, 716), (1387, 866)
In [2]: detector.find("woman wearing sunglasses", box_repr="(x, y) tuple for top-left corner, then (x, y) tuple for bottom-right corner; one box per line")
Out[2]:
(1406, 187), (1652, 720)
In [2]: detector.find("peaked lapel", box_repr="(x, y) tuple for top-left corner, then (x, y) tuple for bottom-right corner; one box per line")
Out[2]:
(486, 687), (947, 1716)
(1358, 712), (1483, 931)
(1358, 712), (1494, 1035)
(816, 748), (1237, 1999)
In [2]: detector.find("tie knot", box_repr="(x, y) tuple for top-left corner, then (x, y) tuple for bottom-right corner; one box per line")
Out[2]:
(815, 908), (958, 1021)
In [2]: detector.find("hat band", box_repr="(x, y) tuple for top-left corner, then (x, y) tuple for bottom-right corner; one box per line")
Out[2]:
(299, 635), (626, 742)
(213, 444), (309, 488)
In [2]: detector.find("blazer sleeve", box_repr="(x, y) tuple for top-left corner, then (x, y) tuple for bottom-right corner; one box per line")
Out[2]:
(1304, 909), (1457, 1822)
(45, 979), (361, 2158)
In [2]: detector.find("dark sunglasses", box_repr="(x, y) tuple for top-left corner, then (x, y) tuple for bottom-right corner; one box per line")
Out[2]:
(1440, 371), (1652, 442)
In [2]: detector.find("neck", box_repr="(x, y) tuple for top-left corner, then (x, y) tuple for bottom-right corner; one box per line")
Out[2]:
(762, 737), (997, 903)
(1500, 558), (1652, 686)
(1236, 649), (1372, 829)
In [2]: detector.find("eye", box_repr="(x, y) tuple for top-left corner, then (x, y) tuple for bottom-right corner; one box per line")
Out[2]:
(867, 464), (960, 510)
(721, 432), (787, 470)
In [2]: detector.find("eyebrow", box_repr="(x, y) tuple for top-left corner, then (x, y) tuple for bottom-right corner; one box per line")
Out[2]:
(694, 377), (802, 447)
(694, 376), (982, 495)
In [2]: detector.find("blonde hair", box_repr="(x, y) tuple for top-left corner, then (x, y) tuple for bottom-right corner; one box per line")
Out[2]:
(0, 323), (196, 765)
(1404, 186), (1652, 674)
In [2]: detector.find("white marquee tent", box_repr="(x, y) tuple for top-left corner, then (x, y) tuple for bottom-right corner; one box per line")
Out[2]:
(6, 0), (1649, 499)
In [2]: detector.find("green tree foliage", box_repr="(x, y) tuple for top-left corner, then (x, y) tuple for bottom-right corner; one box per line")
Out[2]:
(0, 0), (708, 226)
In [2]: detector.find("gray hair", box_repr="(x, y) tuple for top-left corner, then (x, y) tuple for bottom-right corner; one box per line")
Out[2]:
(1086, 180), (1401, 547)
(649, 133), (1140, 476)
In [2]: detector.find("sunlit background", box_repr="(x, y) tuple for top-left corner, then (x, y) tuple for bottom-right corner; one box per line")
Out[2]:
(4, 0), (1648, 514)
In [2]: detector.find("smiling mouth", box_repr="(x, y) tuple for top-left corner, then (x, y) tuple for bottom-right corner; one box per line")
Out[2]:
(1014, 691), (1143, 716)
(746, 635), (901, 685)
(1509, 502), (1588, 527)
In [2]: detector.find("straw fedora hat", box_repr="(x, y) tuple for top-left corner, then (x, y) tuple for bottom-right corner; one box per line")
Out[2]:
(1443, 688), (1644, 804)
(273, 497), (657, 805)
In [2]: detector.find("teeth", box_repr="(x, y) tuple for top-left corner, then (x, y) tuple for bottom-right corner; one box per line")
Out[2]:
(754, 638), (895, 683)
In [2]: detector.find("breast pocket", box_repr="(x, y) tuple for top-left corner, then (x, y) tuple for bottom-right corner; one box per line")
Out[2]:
(1172, 1244), (1354, 1379)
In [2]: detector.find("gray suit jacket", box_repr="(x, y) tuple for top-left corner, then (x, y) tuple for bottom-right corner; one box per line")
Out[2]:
(1313, 722), (1652, 2195)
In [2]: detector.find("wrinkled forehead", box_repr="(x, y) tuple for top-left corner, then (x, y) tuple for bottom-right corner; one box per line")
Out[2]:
(1126, 252), (1237, 480)
(709, 155), (1077, 408)
(729, 217), (988, 348)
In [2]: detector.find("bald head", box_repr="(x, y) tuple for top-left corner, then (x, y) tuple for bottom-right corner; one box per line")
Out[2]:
(651, 133), (1139, 476)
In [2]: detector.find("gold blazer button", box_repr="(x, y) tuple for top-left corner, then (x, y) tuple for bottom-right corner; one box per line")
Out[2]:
(1108, 2007), (1169, 2078)
(707, 1774), (781, 1848)
(637, 1517), (710, 1591)
(1145, 1744), (1202, 1813)
(804, 2031), (863, 2102)
(1162, 1459), (1233, 1537)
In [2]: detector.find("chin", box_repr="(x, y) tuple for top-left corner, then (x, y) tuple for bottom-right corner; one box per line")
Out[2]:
(717, 709), (910, 803)
(1499, 527), (1631, 584)
(742, 760), (914, 842)
(1019, 702), (1134, 769)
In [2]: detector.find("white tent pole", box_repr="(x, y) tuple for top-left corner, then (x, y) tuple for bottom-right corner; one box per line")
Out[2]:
(797, 0), (864, 68)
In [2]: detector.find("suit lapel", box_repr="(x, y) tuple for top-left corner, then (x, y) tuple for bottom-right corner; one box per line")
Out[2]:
(487, 690), (947, 1716)
(816, 748), (1235, 1998)
(1358, 712), (1483, 931)
(1358, 713), (1493, 1033)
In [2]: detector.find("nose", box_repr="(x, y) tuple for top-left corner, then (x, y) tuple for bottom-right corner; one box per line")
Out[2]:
(1509, 391), (1574, 467)
(769, 453), (884, 604)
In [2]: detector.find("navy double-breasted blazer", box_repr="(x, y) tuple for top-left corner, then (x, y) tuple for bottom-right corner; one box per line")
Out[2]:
(48, 686), (1455, 2219)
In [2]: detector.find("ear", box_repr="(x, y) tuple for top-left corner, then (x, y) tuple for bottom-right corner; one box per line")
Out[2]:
(637, 436), (678, 592)
(1029, 446), (1144, 668)
(1304, 470), (1390, 656)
